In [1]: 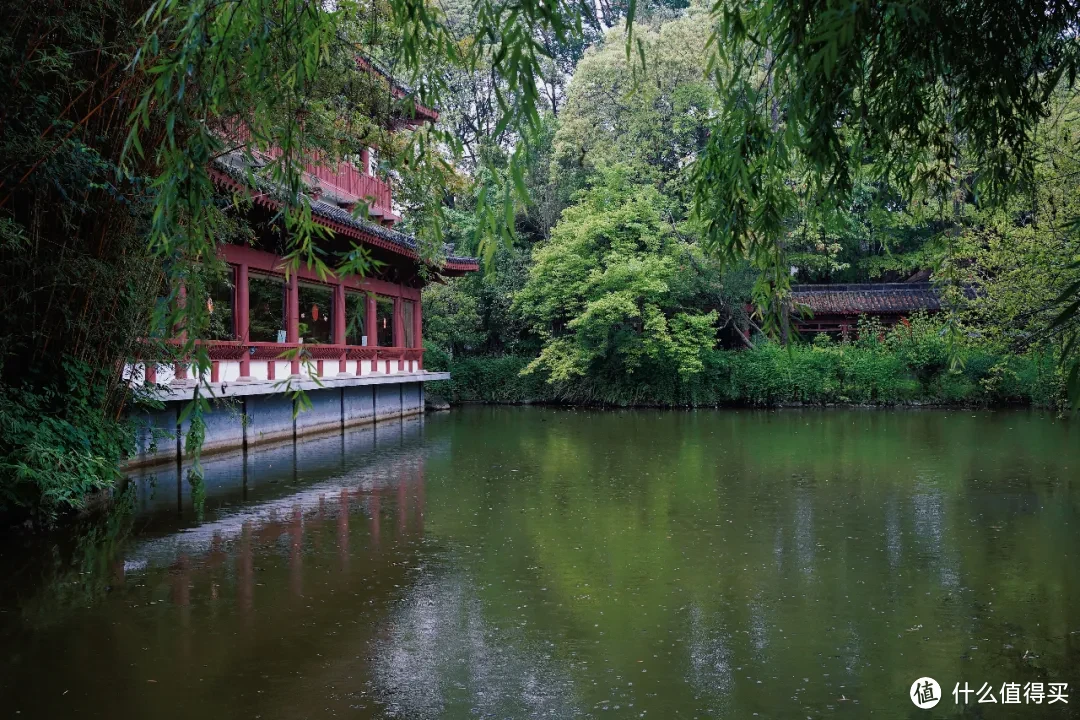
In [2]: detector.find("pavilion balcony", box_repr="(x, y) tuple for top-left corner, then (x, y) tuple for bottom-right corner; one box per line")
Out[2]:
(251, 145), (400, 226)
(127, 343), (429, 403)
(124, 244), (434, 400)
(306, 161), (400, 226)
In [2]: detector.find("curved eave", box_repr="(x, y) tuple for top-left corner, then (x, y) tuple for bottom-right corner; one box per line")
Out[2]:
(442, 258), (480, 276)
(411, 102), (439, 123)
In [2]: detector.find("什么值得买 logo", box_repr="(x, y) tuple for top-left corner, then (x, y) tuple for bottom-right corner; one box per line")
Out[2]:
(910, 677), (941, 709)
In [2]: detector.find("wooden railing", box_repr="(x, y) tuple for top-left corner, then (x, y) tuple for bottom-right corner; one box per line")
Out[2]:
(136, 340), (424, 384)
(307, 162), (392, 211)
(258, 146), (395, 217)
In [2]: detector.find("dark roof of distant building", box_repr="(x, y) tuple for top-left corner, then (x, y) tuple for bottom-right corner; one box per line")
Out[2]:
(210, 158), (477, 274)
(790, 283), (941, 315)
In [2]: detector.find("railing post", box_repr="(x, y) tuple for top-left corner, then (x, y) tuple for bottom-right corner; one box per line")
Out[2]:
(365, 293), (377, 376)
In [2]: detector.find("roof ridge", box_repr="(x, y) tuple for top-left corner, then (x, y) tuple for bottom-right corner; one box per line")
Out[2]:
(791, 282), (936, 292)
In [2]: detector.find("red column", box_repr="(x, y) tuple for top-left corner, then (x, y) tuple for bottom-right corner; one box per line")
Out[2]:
(360, 147), (370, 175)
(412, 298), (422, 348)
(412, 297), (423, 370)
(175, 283), (187, 381)
(365, 293), (377, 346)
(392, 296), (403, 347)
(393, 297), (404, 371)
(333, 283), (347, 344)
(334, 282), (347, 374)
(287, 272), (299, 375)
(237, 264), (251, 378)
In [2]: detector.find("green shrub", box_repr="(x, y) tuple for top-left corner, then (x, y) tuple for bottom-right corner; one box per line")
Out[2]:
(423, 344), (451, 372)
(0, 358), (137, 522)
(439, 341), (1060, 409)
(444, 356), (554, 403)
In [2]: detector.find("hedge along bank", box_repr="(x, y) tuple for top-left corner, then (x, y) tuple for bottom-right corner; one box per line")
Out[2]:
(425, 320), (1063, 409)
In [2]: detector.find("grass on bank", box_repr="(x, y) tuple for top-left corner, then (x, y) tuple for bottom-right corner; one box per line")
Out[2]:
(425, 316), (1064, 409)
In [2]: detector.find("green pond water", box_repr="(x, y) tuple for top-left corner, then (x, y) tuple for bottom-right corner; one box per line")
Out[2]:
(1, 407), (1079, 718)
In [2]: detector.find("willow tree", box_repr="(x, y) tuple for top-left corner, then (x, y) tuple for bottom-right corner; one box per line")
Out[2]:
(1, 0), (599, 517)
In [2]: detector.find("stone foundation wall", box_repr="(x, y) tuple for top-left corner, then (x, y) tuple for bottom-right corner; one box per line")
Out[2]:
(127, 381), (426, 469)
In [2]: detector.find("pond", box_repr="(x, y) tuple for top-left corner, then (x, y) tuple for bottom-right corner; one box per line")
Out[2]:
(1, 407), (1078, 718)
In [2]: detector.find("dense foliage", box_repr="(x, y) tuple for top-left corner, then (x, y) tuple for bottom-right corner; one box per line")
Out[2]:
(431, 316), (1062, 408)
(514, 169), (732, 385)
(0, 0), (160, 521)
(425, 6), (1076, 412)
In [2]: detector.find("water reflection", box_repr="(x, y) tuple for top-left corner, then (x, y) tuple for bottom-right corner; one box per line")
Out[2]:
(376, 573), (582, 718)
(0, 408), (1078, 719)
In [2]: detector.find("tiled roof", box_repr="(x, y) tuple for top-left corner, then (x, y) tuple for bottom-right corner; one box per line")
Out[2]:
(790, 283), (941, 315)
(210, 157), (478, 273)
(308, 197), (478, 271)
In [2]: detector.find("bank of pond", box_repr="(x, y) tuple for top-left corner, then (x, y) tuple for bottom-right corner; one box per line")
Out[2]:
(429, 343), (1062, 409)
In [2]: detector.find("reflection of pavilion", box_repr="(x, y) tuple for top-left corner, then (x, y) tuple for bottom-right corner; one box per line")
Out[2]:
(57, 423), (438, 720)
(122, 415), (433, 568)
(154, 474), (427, 608)
(112, 414), (581, 720)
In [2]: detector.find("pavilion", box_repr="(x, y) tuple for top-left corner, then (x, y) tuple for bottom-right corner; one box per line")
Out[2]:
(125, 64), (477, 466)
(789, 282), (942, 336)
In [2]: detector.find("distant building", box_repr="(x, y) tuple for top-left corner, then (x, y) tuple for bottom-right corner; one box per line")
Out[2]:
(790, 283), (941, 336)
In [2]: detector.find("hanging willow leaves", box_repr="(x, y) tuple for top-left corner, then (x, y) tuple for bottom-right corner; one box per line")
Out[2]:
(119, 0), (610, 478)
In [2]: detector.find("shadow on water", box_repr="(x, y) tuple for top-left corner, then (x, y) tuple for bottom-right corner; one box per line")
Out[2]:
(127, 413), (429, 529)
(0, 407), (1078, 719)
